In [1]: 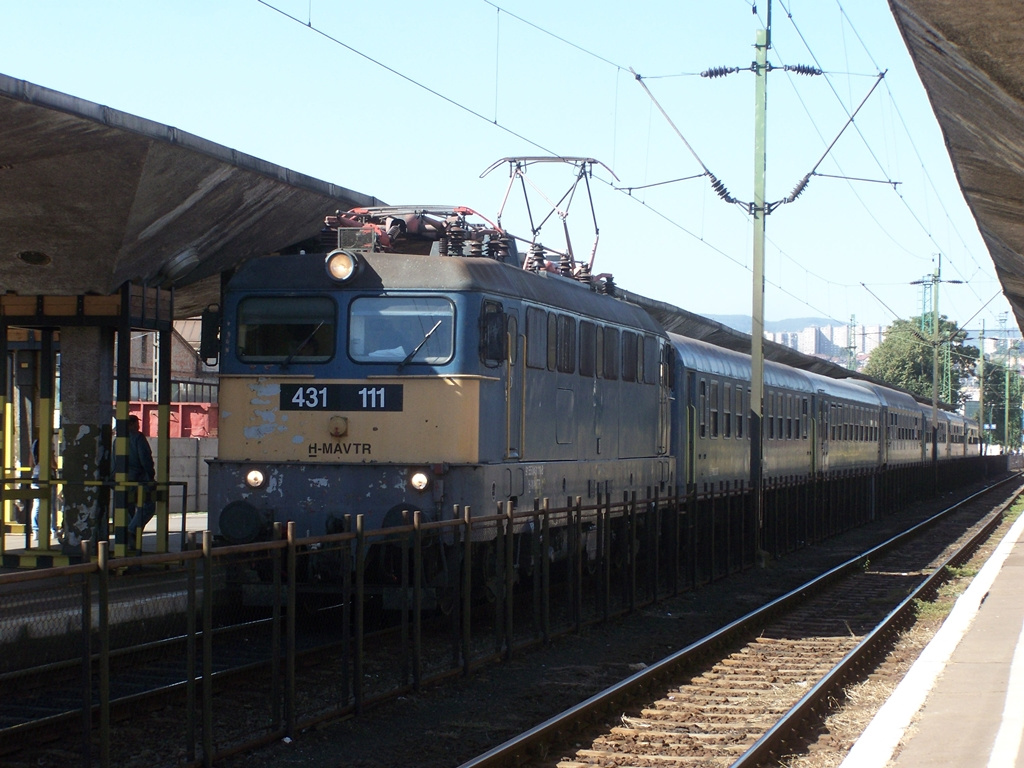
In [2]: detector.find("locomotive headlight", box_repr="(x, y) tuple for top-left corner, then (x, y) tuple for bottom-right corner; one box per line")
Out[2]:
(245, 469), (266, 488)
(325, 249), (362, 282)
(410, 472), (429, 491)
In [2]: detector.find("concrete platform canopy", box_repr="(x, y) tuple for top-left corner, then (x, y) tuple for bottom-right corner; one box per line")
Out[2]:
(0, 73), (384, 318)
(890, 0), (1024, 337)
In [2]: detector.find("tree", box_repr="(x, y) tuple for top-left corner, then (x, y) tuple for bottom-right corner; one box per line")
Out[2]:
(863, 315), (977, 406)
(980, 356), (1024, 449)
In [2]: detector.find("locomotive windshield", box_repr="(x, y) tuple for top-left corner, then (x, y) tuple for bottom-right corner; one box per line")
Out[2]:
(236, 296), (335, 363)
(349, 297), (455, 365)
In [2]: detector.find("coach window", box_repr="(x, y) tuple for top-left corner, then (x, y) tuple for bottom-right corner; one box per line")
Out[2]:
(622, 331), (638, 382)
(238, 296), (336, 363)
(801, 398), (809, 439)
(736, 387), (744, 438)
(699, 379), (707, 438)
(526, 307), (547, 369)
(603, 327), (619, 379)
(710, 380), (720, 437)
(579, 321), (596, 376)
(786, 394), (793, 439)
(724, 384), (732, 437)
(767, 391), (775, 439)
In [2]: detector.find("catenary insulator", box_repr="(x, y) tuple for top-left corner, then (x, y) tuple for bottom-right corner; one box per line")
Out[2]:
(701, 66), (738, 79)
(707, 173), (736, 204)
(784, 64), (822, 76)
(786, 174), (811, 203)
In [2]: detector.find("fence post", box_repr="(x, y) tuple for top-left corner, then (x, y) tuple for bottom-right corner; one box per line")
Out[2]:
(354, 515), (366, 713)
(271, 522), (283, 729)
(80, 541), (92, 768)
(97, 540), (110, 768)
(185, 531), (197, 763)
(461, 506), (472, 676)
(413, 510), (423, 690)
(202, 530), (213, 768)
(504, 503), (515, 659)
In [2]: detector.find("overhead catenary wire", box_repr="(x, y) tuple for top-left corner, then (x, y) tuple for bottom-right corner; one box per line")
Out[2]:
(258, 0), (1000, 330)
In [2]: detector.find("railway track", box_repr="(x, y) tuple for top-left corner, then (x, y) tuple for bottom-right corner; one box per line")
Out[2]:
(3, 475), (1019, 767)
(462, 474), (1024, 768)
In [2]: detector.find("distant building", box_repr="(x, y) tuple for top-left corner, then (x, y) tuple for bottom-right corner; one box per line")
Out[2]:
(766, 323), (884, 370)
(122, 320), (219, 437)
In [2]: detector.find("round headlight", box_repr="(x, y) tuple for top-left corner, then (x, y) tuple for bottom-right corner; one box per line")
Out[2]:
(245, 469), (266, 488)
(325, 249), (362, 282)
(410, 472), (429, 491)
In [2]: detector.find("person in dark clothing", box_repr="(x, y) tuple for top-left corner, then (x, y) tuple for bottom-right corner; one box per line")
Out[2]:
(125, 415), (155, 547)
(30, 438), (59, 540)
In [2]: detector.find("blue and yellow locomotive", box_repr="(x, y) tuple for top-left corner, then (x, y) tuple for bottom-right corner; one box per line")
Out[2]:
(210, 206), (672, 546)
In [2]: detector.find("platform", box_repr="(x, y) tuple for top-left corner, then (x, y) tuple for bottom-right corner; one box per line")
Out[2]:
(841, 508), (1024, 767)
(1, 512), (210, 570)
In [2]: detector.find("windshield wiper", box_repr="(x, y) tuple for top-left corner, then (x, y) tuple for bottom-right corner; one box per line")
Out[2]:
(398, 320), (443, 370)
(282, 322), (325, 367)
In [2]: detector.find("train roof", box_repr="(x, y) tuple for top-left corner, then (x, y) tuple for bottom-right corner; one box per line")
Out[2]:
(671, 335), (883, 406)
(844, 380), (924, 413)
(227, 251), (666, 335)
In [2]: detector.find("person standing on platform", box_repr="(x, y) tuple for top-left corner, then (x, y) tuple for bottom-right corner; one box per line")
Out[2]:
(124, 415), (155, 549)
(30, 438), (59, 541)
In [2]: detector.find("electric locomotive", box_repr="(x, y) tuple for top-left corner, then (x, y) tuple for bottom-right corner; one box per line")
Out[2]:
(209, 207), (674, 549)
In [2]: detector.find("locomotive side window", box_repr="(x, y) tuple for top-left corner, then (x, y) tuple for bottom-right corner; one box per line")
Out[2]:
(547, 313), (558, 371)
(643, 336), (659, 384)
(480, 301), (506, 364)
(603, 327), (619, 380)
(526, 307), (547, 369)
(237, 296), (335, 363)
(579, 321), (596, 377)
(349, 297), (454, 364)
(557, 315), (576, 373)
(622, 332), (638, 382)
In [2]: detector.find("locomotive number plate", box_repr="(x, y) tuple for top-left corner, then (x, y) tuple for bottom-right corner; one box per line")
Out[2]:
(280, 384), (404, 411)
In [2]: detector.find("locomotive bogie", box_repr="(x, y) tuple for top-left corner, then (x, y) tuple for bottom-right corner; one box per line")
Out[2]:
(209, 456), (672, 546)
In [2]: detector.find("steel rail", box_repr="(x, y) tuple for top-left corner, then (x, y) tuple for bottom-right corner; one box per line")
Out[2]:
(732, 473), (1024, 766)
(457, 473), (1024, 768)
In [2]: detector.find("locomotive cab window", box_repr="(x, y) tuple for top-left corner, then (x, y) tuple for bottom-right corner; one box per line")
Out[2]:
(237, 296), (335, 363)
(349, 297), (455, 364)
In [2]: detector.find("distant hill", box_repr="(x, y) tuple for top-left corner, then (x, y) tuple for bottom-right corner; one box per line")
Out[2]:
(707, 316), (836, 335)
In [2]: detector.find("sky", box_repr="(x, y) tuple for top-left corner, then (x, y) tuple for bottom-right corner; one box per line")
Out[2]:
(0, 0), (1014, 338)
